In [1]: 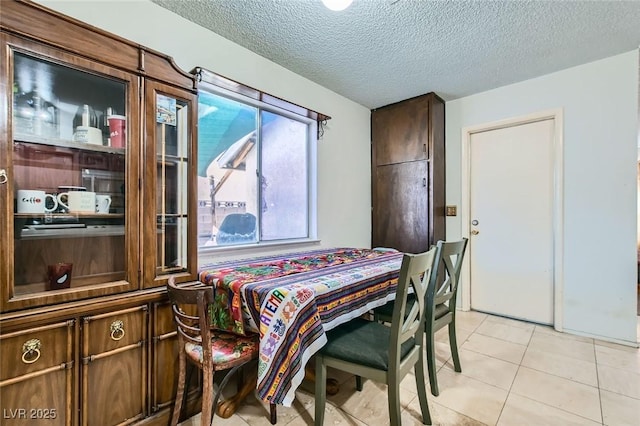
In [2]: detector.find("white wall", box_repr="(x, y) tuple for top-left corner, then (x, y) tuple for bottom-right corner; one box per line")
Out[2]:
(37, 0), (373, 263)
(446, 51), (639, 344)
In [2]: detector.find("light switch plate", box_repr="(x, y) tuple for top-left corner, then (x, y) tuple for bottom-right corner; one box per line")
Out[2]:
(446, 205), (457, 216)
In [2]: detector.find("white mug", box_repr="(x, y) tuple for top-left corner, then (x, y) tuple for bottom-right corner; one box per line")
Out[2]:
(17, 190), (57, 214)
(58, 191), (96, 212)
(95, 194), (112, 213)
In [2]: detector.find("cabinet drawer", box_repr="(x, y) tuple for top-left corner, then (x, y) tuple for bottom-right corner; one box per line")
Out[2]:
(82, 306), (147, 355)
(0, 321), (74, 381)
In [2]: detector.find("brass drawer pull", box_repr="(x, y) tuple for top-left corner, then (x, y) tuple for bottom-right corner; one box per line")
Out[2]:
(21, 339), (42, 364)
(110, 320), (125, 341)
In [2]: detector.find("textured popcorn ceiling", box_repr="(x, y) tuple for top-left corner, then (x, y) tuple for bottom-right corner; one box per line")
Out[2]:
(151, 0), (640, 109)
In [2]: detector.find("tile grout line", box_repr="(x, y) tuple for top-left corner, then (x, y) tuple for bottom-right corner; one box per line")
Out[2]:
(594, 338), (605, 425)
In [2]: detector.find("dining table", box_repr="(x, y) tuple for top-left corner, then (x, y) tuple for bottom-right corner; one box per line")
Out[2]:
(198, 247), (404, 408)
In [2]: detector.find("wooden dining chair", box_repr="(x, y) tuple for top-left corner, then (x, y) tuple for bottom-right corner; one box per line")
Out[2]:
(314, 248), (437, 426)
(373, 238), (468, 397)
(424, 238), (468, 396)
(167, 277), (277, 425)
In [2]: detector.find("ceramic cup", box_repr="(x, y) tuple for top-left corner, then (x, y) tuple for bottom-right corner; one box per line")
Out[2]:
(107, 115), (126, 148)
(95, 194), (112, 213)
(57, 191), (96, 212)
(17, 189), (58, 214)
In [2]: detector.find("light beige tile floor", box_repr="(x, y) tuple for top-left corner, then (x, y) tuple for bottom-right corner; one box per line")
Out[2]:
(180, 311), (640, 426)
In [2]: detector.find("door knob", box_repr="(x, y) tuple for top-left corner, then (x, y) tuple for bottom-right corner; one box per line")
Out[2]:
(471, 230), (479, 235)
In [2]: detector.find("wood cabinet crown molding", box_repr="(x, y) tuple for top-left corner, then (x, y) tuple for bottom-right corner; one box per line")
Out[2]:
(0, 0), (195, 90)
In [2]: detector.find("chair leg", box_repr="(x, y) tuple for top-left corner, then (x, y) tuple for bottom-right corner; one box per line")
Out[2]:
(270, 403), (277, 425)
(448, 321), (462, 373)
(355, 375), (363, 391)
(388, 380), (401, 426)
(170, 350), (188, 426)
(201, 366), (214, 426)
(314, 356), (327, 426)
(425, 322), (439, 397)
(414, 352), (432, 425)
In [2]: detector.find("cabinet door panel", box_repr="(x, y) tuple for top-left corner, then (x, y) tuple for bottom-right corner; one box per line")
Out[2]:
(82, 348), (145, 426)
(372, 161), (429, 253)
(81, 307), (147, 426)
(1, 370), (70, 426)
(372, 96), (430, 166)
(2, 33), (141, 313)
(0, 321), (75, 426)
(142, 82), (197, 288)
(151, 302), (178, 412)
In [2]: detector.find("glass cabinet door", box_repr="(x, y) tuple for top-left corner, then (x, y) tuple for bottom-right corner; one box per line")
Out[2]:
(143, 81), (197, 287)
(1, 36), (140, 311)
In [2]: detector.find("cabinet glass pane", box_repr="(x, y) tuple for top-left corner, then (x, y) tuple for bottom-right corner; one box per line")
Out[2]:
(12, 51), (128, 296)
(156, 95), (188, 274)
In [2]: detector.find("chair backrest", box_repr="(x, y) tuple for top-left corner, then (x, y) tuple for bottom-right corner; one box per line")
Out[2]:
(428, 238), (468, 312)
(389, 248), (438, 366)
(167, 277), (214, 361)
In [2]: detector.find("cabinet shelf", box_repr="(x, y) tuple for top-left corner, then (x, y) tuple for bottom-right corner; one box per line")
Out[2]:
(18, 225), (125, 240)
(14, 271), (126, 297)
(14, 132), (125, 154)
(15, 213), (125, 219)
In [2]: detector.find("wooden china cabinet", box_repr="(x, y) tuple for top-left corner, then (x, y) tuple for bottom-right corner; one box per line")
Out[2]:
(0, 1), (199, 425)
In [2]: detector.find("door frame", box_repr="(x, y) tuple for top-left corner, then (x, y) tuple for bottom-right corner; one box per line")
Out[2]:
(460, 109), (565, 331)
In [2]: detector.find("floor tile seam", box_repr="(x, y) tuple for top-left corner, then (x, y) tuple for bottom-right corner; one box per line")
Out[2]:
(523, 342), (596, 364)
(505, 391), (605, 425)
(341, 396), (415, 426)
(598, 385), (640, 401)
(517, 360), (598, 388)
(593, 357), (640, 375)
(593, 340), (640, 399)
(438, 361), (516, 392)
(487, 315), (538, 331)
(492, 363), (523, 426)
(433, 367), (512, 398)
(508, 380), (604, 423)
(457, 342), (525, 366)
(429, 398), (494, 426)
(516, 364), (601, 393)
(470, 314), (491, 333)
(596, 372), (605, 426)
(473, 329), (532, 348)
(524, 344), (598, 365)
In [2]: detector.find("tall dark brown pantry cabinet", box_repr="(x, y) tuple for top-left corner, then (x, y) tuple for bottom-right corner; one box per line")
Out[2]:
(371, 93), (445, 253)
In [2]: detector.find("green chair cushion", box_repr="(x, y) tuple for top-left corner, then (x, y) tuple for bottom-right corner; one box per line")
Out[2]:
(319, 318), (415, 370)
(373, 294), (416, 319)
(375, 298), (450, 322)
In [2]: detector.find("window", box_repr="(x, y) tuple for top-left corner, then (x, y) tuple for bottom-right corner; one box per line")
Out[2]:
(196, 70), (326, 250)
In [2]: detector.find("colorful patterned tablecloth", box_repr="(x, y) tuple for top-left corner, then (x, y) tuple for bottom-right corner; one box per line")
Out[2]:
(198, 247), (403, 406)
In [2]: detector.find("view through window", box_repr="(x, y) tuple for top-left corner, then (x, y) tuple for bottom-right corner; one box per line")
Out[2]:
(197, 88), (315, 249)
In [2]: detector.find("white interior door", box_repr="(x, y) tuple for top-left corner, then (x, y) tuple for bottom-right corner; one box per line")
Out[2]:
(469, 118), (555, 325)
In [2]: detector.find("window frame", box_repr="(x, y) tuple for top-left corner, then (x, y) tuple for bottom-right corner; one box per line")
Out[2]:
(195, 72), (323, 253)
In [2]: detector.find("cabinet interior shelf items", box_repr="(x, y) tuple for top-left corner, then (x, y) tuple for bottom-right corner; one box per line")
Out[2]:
(14, 133), (126, 154)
